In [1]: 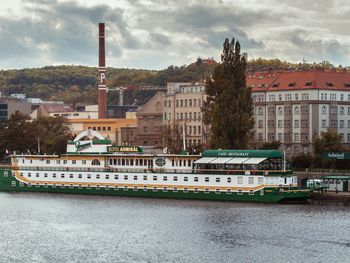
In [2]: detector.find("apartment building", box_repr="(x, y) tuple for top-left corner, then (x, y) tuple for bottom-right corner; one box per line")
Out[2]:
(163, 82), (208, 147)
(248, 70), (350, 157)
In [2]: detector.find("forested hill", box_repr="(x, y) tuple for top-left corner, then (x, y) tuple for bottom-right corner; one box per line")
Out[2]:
(0, 62), (215, 106)
(0, 58), (344, 106)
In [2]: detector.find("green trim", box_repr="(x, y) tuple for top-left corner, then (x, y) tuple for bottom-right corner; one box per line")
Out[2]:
(0, 169), (310, 203)
(92, 139), (111, 144)
(322, 175), (350, 180)
(202, 150), (283, 158)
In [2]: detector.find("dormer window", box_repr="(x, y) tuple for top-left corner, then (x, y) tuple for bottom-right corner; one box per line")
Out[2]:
(272, 83), (279, 87)
(305, 81), (313, 86)
(326, 82), (334, 87)
(288, 82), (296, 87)
(344, 83), (350, 88)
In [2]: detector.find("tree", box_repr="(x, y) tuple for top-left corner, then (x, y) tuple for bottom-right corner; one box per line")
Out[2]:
(161, 123), (182, 154)
(259, 141), (281, 150)
(203, 38), (254, 149)
(313, 129), (343, 157)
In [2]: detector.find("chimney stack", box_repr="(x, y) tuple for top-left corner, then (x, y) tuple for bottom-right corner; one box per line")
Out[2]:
(98, 23), (107, 119)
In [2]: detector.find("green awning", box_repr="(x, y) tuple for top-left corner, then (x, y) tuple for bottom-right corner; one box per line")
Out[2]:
(322, 175), (350, 180)
(202, 149), (282, 158)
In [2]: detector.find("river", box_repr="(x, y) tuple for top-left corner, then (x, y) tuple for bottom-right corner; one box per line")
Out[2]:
(0, 192), (349, 263)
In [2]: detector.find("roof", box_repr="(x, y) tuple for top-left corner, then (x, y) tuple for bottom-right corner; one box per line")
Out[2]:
(42, 104), (73, 113)
(247, 70), (350, 92)
(202, 150), (282, 158)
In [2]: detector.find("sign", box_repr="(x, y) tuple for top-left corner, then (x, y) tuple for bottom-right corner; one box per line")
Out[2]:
(155, 158), (166, 167)
(107, 146), (143, 153)
(322, 152), (350, 160)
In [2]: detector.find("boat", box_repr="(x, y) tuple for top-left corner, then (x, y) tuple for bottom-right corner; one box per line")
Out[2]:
(0, 130), (310, 203)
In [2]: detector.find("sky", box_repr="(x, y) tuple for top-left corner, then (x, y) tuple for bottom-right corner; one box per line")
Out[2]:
(1, 0), (350, 70)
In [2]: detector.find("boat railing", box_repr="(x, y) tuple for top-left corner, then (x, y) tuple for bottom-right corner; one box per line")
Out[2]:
(11, 165), (293, 176)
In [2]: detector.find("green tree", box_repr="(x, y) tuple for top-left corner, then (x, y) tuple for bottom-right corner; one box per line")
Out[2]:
(161, 123), (182, 154)
(313, 129), (343, 158)
(259, 140), (281, 150)
(203, 38), (254, 149)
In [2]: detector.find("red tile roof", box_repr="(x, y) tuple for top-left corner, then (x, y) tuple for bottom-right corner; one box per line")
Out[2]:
(247, 70), (350, 92)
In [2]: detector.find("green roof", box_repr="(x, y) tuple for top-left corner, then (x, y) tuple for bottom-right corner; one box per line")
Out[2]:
(202, 149), (283, 158)
(322, 175), (350, 180)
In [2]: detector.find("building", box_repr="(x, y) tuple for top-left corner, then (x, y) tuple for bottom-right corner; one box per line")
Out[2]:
(134, 92), (164, 147)
(68, 118), (137, 144)
(164, 82), (208, 147)
(0, 99), (32, 126)
(248, 70), (350, 157)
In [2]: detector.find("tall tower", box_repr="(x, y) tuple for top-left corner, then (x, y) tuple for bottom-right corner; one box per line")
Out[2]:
(98, 23), (107, 118)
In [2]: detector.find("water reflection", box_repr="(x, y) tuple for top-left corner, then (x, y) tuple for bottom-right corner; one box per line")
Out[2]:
(0, 193), (349, 263)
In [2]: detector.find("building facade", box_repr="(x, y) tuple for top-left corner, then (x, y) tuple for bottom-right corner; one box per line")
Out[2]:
(163, 82), (208, 147)
(248, 70), (350, 157)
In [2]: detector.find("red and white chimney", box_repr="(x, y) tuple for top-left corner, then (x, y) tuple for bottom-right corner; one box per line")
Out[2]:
(98, 23), (107, 119)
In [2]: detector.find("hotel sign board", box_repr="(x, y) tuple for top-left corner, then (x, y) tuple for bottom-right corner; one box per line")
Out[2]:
(107, 146), (143, 153)
(322, 152), (350, 160)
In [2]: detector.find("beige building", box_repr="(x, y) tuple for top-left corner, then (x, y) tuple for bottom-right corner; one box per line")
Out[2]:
(164, 82), (208, 147)
(248, 70), (350, 157)
(68, 118), (137, 144)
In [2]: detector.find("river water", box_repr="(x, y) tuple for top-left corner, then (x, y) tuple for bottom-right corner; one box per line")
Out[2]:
(0, 192), (349, 263)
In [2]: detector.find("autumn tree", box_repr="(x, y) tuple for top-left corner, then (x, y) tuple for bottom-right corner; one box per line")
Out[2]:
(203, 38), (254, 149)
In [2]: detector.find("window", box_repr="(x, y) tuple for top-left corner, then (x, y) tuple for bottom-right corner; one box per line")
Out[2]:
(238, 177), (243, 184)
(215, 177), (220, 183)
(205, 177), (209, 182)
(92, 159), (100, 166)
(153, 176), (157, 181)
(322, 106), (327, 114)
(163, 176), (167, 181)
(258, 177), (263, 184)
(134, 175), (138, 180)
(183, 188), (189, 193)
(114, 175), (118, 180)
(96, 174), (100, 179)
(194, 177), (198, 182)
(124, 175), (128, 180)
(173, 176), (178, 182)
(227, 177), (231, 183)
(184, 177), (188, 182)
(204, 188), (210, 194)
(248, 177), (254, 184)
(340, 107), (345, 115)
(294, 120), (299, 128)
(249, 190), (254, 195)
(215, 189), (220, 194)
(226, 189), (232, 194)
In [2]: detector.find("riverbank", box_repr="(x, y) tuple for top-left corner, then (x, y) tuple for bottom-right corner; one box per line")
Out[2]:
(311, 191), (350, 203)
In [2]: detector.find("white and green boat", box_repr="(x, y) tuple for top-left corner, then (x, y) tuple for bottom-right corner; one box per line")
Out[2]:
(0, 130), (310, 203)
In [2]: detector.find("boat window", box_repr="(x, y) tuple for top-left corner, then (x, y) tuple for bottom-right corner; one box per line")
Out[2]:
(46, 160), (50, 164)
(183, 188), (189, 193)
(122, 159), (125, 165)
(205, 177), (209, 182)
(130, 159), (134, 166)
(163, 176), (167, 181)
(194, 188), (199, 193)
(135, 159), (139, 166)
(70, 174), (73, 178)
(118, 159), (121, 165)
(106, 175), (110, 179)
(35, 173), (39, 178)
(188, 160), (191, 167)
(143, 175), (147, 180)
(96, 174), (100, 179)
(109, 159), (112, 165)
(173, 176), (178, 182)
(114, 175), (118, 180)
(44, 173), (48, 177)
(126, 159), (129, 166)
(78, 174), (82, 179)
(140, 159), (143, 166)
(61, 184), (65, 188)
(124, 175), (128, 180)
(260, 190), (264, 195)
(227, 177), (231, 183)
(69, 184), (73, 189)
(216, 178), (220, 182)
(238, 177), (243, 184)
(87, 174), (91, 179)
(204, 188), (210, 194)
(63, 160), (67, 164)
(258, 177), (263, 184)
(114, 186), (119, 190)
(249, 190), (254, 195)
(133, 186), (138, 191)
(82, 160), (86, 165)
(172, 159), (174, 166)
(184, 177), (188, 182)
(194, 177), (198, 182)
(248, 177), (254, 184)
(28, 173), (31, 177)
(215, 189), (220, 194)
(134, 175), (138, 180)
(179, 160), (182, 167)
(153, 176), (157, 181)
(226, 189), (232, 194)
(87, 185), (91, 189)
(124, 186), (128, 191)
(153, 186), (158, 192)
(61, 174), (65, 178)
(237, 189), (243, 195)
(173, 187), (178, 192)
(163, 187), (168, 192)
(53, 173), (56, 178)
(143, 186), (147, 191)
(56, 160), (60, 164)
(72, 160), (76, 165)
(92, 159), (100, 166)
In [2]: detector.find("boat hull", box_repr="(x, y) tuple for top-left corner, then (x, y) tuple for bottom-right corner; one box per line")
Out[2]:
(0, 168), (310, 203)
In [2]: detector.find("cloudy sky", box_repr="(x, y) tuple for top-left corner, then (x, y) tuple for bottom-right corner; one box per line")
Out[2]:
(1, 0), (350, 70)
